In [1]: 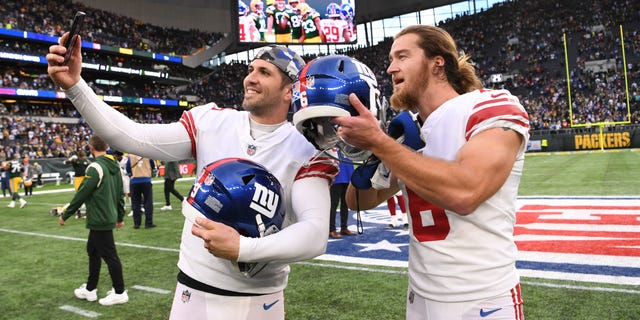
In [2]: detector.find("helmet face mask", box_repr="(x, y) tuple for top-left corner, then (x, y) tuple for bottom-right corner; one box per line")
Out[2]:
(291, 55), (387, 163)
(182, 158), (285, 277)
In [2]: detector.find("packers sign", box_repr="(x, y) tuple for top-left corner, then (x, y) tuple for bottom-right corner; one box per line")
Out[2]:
(574, 132), (631, 150)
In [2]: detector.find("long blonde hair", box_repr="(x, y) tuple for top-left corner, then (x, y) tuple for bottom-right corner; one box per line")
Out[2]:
(395, 25), (482, 94)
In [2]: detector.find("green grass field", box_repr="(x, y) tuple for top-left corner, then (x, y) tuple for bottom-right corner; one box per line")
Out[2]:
(1, 150), (639, 319)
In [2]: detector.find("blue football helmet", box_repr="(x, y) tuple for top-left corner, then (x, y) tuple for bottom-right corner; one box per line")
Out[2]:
(326, 2), (341, 18)
(340, 3), (354, 20)
(291, 55), (387, 162)
(182, 158), (285, 277)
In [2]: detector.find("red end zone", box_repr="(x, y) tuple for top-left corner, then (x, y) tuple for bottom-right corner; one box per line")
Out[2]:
(515, 197), (640, 257)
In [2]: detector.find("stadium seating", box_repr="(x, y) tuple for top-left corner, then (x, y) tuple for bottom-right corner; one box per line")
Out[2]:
(1, 0), (639, 159)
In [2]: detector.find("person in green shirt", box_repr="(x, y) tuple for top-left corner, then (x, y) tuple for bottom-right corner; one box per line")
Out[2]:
(58, 135), (128, 306)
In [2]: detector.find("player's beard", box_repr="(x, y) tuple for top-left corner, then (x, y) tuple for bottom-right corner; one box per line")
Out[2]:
(242, 88), (282, 117)
(390, 86), (416, 112)
(390, 66), (429, 112)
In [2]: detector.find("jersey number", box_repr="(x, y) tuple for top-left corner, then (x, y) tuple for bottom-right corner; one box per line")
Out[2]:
(239, 23), (247, 41)
(323, 25), (340, 42)
(406, 188), (450, 242)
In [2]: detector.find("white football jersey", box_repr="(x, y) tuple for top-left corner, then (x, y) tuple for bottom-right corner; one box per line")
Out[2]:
(320, 18), (348, 43)
(177, 103), (337, 294)
(405, 88), (530, 302)
(239, 15), (259, 42)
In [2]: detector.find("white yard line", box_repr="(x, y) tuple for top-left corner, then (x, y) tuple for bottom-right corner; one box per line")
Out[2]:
(131, 285), (172, 295)
(58, 305), (101, 318)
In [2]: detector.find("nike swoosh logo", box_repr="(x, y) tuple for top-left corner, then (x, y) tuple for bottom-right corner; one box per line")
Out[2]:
(263, 300), (279, 310)
(480, 307), (502, 317)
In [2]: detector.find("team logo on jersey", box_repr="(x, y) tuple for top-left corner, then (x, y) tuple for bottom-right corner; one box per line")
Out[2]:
(247, 144), (257, 156)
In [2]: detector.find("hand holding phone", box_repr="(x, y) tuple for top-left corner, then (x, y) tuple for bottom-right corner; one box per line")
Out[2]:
(62, 11), (86, 65)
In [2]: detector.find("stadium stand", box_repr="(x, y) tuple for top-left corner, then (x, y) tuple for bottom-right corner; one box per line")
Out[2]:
(1, 0), (639, 162)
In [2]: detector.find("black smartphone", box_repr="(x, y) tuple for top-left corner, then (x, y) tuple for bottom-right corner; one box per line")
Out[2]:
(62, 11), (86, 65)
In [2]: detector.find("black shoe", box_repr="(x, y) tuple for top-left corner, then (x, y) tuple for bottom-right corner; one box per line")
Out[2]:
(403, 223), (409, 231)
(340, 228), (357, 236)
(133, 225), (140, 229)
(145, 224), (157, 229)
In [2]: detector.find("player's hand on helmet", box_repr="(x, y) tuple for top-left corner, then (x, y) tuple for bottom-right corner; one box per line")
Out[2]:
(333, 93), (390, 151)
(192, 217), (240, 261)
(46, 32), (83, 90)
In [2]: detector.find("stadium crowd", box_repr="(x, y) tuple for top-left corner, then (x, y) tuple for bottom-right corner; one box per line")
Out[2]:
(0, 103), (183, 161)
(1, 0), (640, 160)
(1, 0), (224, 55)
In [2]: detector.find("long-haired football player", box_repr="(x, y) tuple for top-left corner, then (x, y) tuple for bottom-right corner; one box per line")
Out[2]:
(334, 25), (529, 320)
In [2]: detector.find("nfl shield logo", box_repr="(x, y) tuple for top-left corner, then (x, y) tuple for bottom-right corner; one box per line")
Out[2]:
(181, 290), (191, 303)
(247, 144), (257, 156)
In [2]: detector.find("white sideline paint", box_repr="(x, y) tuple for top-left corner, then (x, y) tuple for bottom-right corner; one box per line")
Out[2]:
(59, 305), (101, 318)
(30, 177), (193, 195)
(2, 228), (638, 295)
(299, 261), (640, 295)
(518, 269), (640, 286)
(0, 228), (179, 253)
(132, 285), (172, 294)
(522, 281), (640, 294)
(297, 261), (408, 275)
(316, 252), (640, 287)
(318, 253), (408, 268)
(518, 251), (640, 268)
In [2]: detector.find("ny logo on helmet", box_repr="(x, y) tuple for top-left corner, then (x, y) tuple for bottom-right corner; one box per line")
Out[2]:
(250, 182), (280, 218)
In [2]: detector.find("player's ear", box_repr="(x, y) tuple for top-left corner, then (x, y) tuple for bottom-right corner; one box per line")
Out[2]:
(282, 78), (293, 100)
(431, 56), (446, 77)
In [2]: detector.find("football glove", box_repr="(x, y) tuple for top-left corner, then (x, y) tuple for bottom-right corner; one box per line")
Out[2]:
(387, 111), (425, 151)
(350, 157), (380, 190)
(350, 111), (424, 190)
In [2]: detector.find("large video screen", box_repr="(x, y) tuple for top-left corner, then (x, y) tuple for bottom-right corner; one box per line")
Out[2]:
(237, 0), (356, 44)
